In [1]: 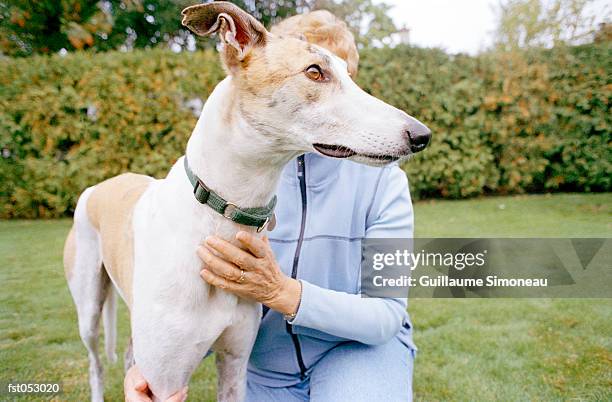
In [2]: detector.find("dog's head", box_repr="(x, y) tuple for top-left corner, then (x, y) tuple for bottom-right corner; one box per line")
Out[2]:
(182, 2), (431, 166)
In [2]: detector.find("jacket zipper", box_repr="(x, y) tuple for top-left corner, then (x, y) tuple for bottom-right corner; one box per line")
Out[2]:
(287, 154), (308, 379)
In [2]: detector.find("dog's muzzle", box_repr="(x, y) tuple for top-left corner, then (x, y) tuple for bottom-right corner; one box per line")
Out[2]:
(406, 118), (432, 153)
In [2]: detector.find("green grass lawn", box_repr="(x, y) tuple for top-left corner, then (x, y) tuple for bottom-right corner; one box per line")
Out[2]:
(1, 193), (610, 401)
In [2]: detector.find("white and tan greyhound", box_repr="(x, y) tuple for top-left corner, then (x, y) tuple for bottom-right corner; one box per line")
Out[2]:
(63, 2), (431, 401)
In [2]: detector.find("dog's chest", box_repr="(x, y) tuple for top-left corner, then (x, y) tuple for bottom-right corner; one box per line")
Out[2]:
(131, 182), (250, 313)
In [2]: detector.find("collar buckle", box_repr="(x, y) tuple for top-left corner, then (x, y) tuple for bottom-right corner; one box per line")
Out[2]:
(257, 216), (270, 233)
(223, 202), (238, 219)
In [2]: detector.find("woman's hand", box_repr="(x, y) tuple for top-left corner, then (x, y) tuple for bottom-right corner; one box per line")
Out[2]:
(124, 365), (187, 402)
(197, 231), (302, 316)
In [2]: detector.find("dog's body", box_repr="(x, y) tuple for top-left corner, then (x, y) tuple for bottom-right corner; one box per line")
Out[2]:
(65, 77), (272, 402)
(64, 3), (431, 401)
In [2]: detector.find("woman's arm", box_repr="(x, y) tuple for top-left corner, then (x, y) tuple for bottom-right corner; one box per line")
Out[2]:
(288, 165), (413, 344)
(290, 281), (407, 345)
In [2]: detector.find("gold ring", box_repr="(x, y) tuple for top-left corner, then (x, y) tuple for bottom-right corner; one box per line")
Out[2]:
(238, 269), (246, 283)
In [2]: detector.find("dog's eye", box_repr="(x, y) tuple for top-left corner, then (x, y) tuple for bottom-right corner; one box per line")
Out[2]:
(305, 65), (324, 82)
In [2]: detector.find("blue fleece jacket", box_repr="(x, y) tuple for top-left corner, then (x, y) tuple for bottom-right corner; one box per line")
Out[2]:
(248, 153), (415, 387)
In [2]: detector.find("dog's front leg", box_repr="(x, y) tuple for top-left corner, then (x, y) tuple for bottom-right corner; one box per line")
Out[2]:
(213, 301), (261, 402)
(214, 351), (250, 402)
(133, 310), (217, 402)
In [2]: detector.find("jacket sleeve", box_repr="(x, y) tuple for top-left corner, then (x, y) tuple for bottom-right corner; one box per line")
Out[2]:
(289, 165), (413, 345)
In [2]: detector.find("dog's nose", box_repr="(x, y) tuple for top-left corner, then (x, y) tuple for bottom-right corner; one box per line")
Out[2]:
(406, 118), (431, 153)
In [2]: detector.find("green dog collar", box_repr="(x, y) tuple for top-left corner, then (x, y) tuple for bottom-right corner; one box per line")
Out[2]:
(183, 156), (276, 232)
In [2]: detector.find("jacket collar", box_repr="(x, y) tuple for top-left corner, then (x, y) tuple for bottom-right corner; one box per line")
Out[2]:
(281, 153), (342, 189)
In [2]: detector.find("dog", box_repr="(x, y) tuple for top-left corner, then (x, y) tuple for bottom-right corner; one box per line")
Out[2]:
(63, 2), (431, 401)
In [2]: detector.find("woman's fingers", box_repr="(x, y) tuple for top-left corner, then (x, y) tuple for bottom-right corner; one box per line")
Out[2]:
(134, 379), (149, 393)
(124, 365), (146, 391)
(236, 231), (268, 258)
(200, 268), (240, 291)
(205, 236), (259, 269)
(197, 246), (243, 282)
(124, 365), (153, 402)
(124, 365), (187, 402)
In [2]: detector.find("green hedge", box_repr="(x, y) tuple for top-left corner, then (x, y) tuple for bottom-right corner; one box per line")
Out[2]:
(358, 45), (611, 199)
(1, 45), (610, 218)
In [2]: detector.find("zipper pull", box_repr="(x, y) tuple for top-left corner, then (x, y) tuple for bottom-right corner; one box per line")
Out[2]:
(297, 156), (305, 177)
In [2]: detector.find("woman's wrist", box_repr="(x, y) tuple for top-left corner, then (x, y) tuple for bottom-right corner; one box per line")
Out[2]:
(267, 277), (302, 316)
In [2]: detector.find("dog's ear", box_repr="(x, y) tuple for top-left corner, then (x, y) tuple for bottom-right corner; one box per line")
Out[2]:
(182, 2), (268, 71)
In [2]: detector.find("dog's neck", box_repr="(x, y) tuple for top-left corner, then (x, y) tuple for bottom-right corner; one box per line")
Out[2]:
(185, 77), (295, 209)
